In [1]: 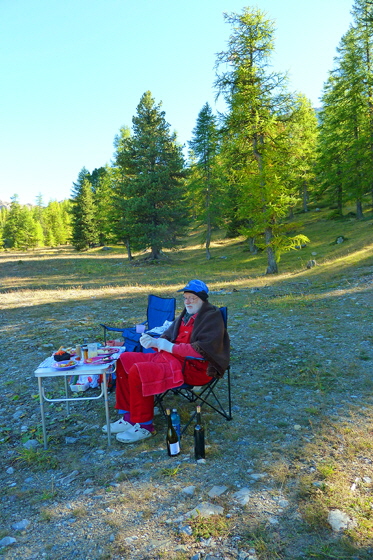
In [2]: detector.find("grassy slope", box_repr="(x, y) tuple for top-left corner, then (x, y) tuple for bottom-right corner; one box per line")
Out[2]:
(2, 206), (373, 293)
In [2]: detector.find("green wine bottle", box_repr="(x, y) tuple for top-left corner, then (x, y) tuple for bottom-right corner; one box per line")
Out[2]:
(194, 405), (205, 459)
(166, 408), (180, 456)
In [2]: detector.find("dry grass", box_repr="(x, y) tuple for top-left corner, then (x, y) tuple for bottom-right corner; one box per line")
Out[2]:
(1, 211), (373, 559)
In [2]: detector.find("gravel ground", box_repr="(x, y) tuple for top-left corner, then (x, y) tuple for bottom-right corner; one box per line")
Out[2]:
(1, 271), (373, 559)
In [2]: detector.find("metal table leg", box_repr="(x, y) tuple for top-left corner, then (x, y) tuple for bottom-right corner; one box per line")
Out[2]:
(64, 374), (70, 416)
(38, 376), (48, 450)
(102, 370), (111, 446)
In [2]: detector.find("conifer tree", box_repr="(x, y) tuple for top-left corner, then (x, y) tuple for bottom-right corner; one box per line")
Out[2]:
(285, 94), (318, 214)
(3, 198), (40, 249)
(71, 168), (98, 250)
(43, 200), (71, 246)
(113, 91), (188, 260)
(318, 1), (373, 217)
(0, 207), (8, 249)
(215, 7), (309, 273)
(112, 126), (135, 259)
(188, 103), (222, 259)
(91, 166), (115, 246)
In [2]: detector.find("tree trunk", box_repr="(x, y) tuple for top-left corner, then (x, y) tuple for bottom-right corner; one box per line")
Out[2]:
(265, 226), (278, 274)
(248, 237), (258, 254)
(337, 181), (343, 216)
(205, 215), (211, 260)
(356, 199), (364, 220)
(125, 238), (133, 261)
(302, 183), (308, 213)
(151, 246), (161, 259)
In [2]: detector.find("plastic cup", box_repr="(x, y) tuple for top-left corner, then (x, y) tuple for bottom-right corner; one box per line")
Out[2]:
(136, 324), (146, 334)
(87, 343), (98, 358)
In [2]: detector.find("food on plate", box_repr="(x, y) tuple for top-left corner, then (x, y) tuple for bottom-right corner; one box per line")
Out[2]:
(98, 347), (117, 354)
(55, 360), (76, 368)
(53, 350), (71, 362)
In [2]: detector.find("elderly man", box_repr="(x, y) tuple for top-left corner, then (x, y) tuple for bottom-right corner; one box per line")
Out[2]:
(103, 279), (230, 443)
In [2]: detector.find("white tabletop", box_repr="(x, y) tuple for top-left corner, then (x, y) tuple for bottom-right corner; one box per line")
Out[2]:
(34, 362), (113, 377)
(34, 349), (124, 377)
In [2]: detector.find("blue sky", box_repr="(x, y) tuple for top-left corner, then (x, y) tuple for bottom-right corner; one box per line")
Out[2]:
(1, 0), (353, 205)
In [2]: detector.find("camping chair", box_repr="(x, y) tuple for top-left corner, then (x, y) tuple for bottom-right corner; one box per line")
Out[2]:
(154, 307), (232, 434)
(100, 294), (176, 352)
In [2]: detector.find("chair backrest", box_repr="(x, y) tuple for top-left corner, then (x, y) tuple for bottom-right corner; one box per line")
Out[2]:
(219, 306), (228, 329)
(147, 295), (176, 330)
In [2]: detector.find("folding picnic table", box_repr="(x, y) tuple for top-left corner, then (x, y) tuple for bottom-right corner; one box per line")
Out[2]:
(34, 357), (116, 449)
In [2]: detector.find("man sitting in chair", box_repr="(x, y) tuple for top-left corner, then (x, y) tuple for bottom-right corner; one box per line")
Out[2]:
(102, 279), (230, 444)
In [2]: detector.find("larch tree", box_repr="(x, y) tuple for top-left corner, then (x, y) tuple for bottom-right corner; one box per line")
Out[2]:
(318, 26), (371, 218)
(317, 73), (346, 216)
(112, 126), (136, 260)
(215, 7), (309, 273)
(318, 0), (373, 217)
(352, 0), (373, 209)
(285, 94), (318, 214)
(3, 198), (40, 249)
(43, 200), (71, 246)
(91, 166), (115, 246)
(188, 102), (222, 259)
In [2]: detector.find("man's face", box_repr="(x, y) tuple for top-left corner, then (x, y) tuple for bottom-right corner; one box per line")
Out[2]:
(183, 292), (203, 315)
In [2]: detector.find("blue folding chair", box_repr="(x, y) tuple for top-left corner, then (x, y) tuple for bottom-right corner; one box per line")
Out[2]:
(100, 294), (176, 352)
(154, 307), (232, 433)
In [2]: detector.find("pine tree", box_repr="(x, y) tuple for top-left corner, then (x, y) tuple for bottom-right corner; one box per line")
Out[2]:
(113, 92), (188, 259)
(188, 103), (222, 259)
(71, 169), (99, 250)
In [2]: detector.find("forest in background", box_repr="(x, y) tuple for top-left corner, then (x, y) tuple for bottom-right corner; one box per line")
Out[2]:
(1, 1), (373, 274)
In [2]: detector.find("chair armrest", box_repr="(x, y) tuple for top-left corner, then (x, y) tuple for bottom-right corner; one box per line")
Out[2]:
(100, 324), (127, 345)
(100, 324), (126, 334)
(181, 355), (206, 374)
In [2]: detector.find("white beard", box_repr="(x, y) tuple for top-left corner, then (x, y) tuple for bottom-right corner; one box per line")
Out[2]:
(185, 299), (203, 315)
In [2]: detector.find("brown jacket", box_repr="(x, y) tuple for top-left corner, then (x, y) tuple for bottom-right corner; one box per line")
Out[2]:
(161, 301), (230, 378)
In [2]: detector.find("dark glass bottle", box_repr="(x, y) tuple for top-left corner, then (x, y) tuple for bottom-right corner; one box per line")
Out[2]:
(171, 408), (181, 440)
(194, 405), (205, 459)
(166, 408), (180, 456)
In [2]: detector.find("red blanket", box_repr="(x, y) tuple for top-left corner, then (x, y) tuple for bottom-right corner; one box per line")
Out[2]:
(136, 352), (184, 397)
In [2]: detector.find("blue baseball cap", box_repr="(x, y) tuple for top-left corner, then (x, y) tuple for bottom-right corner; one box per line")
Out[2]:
(177, 279), (209, 301)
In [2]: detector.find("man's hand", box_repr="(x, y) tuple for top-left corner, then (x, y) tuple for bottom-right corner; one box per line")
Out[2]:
(140, 334), (174, 353)
(140, 334), (155, 349)
(155, 337), (174, 353)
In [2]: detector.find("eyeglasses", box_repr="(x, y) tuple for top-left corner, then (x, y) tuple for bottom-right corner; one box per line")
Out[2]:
(183, 296), (199, 303)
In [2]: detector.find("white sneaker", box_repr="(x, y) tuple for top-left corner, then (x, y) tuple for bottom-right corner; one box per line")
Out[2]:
(116, 423), (152, 443)
(102, 418), (132, 434)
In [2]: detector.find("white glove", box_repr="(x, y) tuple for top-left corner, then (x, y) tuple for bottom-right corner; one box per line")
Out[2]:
(155, 337), (174, 353)
(140, 334), (155, 349)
